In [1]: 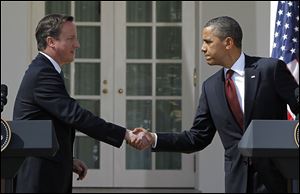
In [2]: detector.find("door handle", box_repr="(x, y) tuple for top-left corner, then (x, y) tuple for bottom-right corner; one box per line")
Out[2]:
(118, 88), (124, 94)
(102, 88), (108, 94)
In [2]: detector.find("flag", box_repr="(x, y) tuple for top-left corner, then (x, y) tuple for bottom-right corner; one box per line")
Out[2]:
(271, 1), (299, 120)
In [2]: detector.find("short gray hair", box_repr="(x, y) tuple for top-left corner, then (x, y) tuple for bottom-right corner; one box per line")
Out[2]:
(204, 16), (243, 48)
(35, 14), (74, 51)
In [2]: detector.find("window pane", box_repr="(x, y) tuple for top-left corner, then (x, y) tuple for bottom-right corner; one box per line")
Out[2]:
(156, 27), (181, 59)
(156, 152), (181, 170)
(77, 26), (100, 58)
(77, 99), (100, 116)
(156, 63), (181, 96)
(75, 1), (100, 22)
(74, 136), (100, 169)
(127, 63), (152, 96)
(126, 145), (151, 170)
(127, 1), (152, 22)
(45, 1), (71, 15)
(75, 63), (100, 95)
(156, 1), (182, 22)
(156, 100), (181, 169)
(126, 100), (152, 169)
(156, 100), (181, 132)
(127, 27), (152, 59)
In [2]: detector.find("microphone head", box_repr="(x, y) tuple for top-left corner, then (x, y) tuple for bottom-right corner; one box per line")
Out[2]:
(1, 84), (8, 96)
(1, 84), (8, 107)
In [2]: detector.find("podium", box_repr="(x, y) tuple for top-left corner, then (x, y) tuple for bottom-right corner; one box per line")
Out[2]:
(238, 120), (299, 192)
(1, 120), (59, 193)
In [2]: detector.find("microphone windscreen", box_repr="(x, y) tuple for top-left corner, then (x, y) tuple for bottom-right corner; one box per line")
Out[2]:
(1, 84), (8, 96)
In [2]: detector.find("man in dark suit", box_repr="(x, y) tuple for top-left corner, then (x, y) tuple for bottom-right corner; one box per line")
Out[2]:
(134, 16), (299, 193)
(13, 14), (149, 193)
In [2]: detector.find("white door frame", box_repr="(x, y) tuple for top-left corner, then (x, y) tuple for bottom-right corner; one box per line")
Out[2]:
(113, 1), (196, 187)
(72, 1), (115, 187)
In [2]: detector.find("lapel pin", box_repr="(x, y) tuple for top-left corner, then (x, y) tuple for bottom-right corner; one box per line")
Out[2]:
(251, 75), (255, 79)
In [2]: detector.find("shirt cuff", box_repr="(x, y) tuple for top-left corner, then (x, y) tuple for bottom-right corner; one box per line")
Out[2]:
(152, 133), (158, 148)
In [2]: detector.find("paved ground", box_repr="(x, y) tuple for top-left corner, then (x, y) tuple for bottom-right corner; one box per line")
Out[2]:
(73, 188), (201, 193)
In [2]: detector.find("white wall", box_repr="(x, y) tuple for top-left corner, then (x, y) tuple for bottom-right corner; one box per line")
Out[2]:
(1, 1), (32, 119)
(196, 1), (270, 193)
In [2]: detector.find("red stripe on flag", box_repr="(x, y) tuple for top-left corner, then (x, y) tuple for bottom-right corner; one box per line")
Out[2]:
(287, 112), (294, 120)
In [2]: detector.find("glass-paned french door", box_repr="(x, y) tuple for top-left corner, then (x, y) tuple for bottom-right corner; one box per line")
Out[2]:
(42, 1), (195, 188)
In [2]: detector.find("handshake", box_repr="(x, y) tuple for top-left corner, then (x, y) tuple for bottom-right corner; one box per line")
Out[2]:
(124, 128), (155, 150)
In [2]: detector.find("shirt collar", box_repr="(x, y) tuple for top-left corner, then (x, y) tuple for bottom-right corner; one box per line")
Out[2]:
(39, 51), (62, 74)
(224, 52), (245, 77)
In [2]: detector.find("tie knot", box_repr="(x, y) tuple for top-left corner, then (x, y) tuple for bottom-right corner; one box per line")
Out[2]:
(226, 69), (234, 80)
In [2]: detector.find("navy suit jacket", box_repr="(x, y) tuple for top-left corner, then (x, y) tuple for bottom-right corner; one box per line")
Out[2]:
(153, 55), (299, 193)
(13, 53), (126, 193)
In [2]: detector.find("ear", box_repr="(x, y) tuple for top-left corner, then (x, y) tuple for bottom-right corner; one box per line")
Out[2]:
(46, 36), (56, 48)
(224, 37), (234, 50)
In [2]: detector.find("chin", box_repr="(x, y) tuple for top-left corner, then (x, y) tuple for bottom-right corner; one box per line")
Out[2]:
(207, 62), (220, 67)
(68, 58), (75, 63)
(205, 60), (214, 66)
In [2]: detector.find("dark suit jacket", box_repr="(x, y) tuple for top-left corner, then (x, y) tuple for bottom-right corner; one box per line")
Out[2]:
(153, 55), (299, 193)
(13, 53), (126, 193)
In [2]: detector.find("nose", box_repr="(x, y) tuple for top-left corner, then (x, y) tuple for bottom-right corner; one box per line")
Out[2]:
(201, 43), (206, 53)
(75, 39), (80, 48)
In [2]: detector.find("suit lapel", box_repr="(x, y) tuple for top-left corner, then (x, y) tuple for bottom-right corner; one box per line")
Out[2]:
(244, 56), (260, 127)
(37, 53), (65, 82)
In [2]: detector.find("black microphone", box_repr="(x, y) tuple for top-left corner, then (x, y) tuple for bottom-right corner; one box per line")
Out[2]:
(1, 84), (8, 112)
(295, 87), (299, 104)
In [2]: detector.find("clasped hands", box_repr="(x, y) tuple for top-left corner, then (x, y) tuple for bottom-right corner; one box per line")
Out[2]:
(125, 128), (155, 150)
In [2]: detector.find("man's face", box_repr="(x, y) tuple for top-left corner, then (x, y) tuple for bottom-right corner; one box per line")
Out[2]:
(201, 26), (227, 66)
(53, 21), (80, 65)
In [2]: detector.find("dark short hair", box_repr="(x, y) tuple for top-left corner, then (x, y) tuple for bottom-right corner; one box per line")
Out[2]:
(35, 14), (74, 51)
(204, 16), (243, 48)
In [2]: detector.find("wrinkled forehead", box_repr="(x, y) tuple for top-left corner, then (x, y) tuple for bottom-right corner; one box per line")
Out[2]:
(202, 26), (219, 38)
(60, 22), (77, 35)
(203, 25), (226, 42)
(203, 25), (219, 35)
